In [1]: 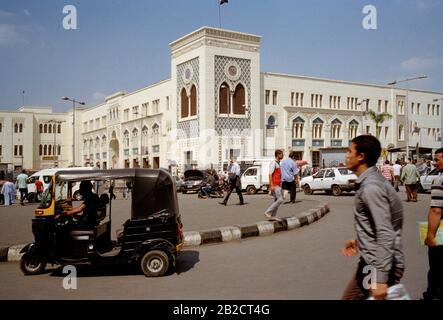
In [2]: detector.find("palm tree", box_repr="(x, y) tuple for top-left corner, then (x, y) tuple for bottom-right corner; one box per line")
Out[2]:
(364, 110), (393, 139)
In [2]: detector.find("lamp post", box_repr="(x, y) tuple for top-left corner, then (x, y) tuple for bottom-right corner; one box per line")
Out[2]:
(387, 75), (427, 159)
(61, 97), (85, 166)
(47, 120), (65, 167)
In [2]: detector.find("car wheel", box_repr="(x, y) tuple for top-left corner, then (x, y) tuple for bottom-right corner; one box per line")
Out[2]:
(73, 191), (83, 201)
(140, 250), (169, 277)
(303, 185), (313, 195)
(246, 185), (257, 195)
(332, 185), (342, 196)
(20, 253), (47, 276)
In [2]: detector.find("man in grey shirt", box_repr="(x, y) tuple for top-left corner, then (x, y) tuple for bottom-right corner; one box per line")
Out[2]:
(342, 135), (405, 300)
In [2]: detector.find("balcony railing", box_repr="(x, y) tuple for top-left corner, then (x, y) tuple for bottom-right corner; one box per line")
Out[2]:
(331, 139), (342, 147)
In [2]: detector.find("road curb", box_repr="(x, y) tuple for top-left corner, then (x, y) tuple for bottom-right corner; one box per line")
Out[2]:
(0, 203), (330, 262)
(183, 202), (330, 247)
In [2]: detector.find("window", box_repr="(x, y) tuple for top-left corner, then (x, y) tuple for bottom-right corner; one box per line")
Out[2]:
(124, 109), (129, 121)
(329, 95), (340, 109)
(132, 106), (139, 118)
(349, 120), (359, 139)
(142, 102), (149, 116)
(166, 96), (170, 111)
(384, 100), (389, 113)
(384, 127), (389, 139)
(311, 94), (322, 108)
(272, 91), (278, 105)
(0, 122), (2, 132)
(83, 122), (87, 132)
(245, 168), (257, 176)
(152, 99), (160, 114)
(437, 105), (440, 116)
(325, 170), (335, 178)
(57, 145), (61, 155)
(265, 90), (270, 105)
(14, 123), (18, 133)
(295, 92), (304, 107)
(428, 104), (431, 115)
(39, 145), (42, 156)
(417, 103), (421, 115)
(377, 100), (382, 112)
(267, 115), (276, 128)
(398, 100), (404, 115)
(152, 123), (160, 145)
(39, 124), (43, 133)
(48, 144), (52, 155)
(312, 118), (323, 139)
(411, 102), (415, 114)
(102, 116), (106, 127)
(48, 124), (52, 134)
(291, 92), (294, 106)
(233, 84), (245, 115)
(181, 88), (189, 118)
(366, 126), (370, 134)
(398, 124), (404, 141)
(44, 145), (47, 155)
(0, 145), (2, 156)
(331, 119), (342, 139)
(57, 124), (61, 133)
(432, 104), (435, 116)
(14, 145), (23, 156)
(292, 117), (305, 139)
(190, 86), (197, 116)
(124, 130), (129, 148)
(89, 120), (93, 131)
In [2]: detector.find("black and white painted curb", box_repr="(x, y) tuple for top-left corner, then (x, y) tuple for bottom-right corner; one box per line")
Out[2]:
(183, 203), (329, 247)
(0, 203), (329, 262)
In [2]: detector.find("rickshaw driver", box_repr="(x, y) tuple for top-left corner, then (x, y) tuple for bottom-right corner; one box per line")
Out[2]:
(64, 180), (100, 227)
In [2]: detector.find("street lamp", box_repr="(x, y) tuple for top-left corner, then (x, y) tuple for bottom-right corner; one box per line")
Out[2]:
(61, 97), (85, 166)
(47, 120), (65, 167)
(387, 75), (428, 159)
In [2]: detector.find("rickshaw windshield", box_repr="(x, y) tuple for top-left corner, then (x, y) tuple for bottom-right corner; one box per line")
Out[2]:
(56, 181), (69, 201)
(38, 180), (52, 209)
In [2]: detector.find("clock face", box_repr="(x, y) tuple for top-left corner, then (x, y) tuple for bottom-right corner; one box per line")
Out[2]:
(228, 65), (237, 77)
(183, 66), (193, 84)
(225, 62), (241, 81)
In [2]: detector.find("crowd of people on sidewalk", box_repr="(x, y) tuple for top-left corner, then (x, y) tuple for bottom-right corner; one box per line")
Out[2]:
(1, 170), (30, 206)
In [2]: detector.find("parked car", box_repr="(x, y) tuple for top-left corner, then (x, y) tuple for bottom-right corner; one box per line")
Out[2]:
(419, 168), (440, 193)
(300, 167), (357, 196)
(181, 170), (206, 194)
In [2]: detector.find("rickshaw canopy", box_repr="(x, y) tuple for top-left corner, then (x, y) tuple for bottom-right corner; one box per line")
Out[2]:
(55, 168), (179, 219)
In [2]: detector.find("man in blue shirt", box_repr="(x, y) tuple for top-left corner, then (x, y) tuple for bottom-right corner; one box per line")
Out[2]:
(280, 151), (299, 203)
(16, 170), (29, 206)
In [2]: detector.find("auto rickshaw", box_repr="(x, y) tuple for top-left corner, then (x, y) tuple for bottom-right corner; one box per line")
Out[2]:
(20, 168), (183, 277)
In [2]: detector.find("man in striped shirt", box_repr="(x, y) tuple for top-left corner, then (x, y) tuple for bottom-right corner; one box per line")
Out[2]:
(423, 148), (443, 300)
(381, 160), (394, 185)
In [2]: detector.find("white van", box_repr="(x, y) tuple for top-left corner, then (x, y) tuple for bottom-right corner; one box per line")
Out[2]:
(27, 167), (97, 202)
(240, 160), (272, 194)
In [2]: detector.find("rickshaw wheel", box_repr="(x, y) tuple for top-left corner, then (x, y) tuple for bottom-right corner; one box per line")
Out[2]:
(140, 250), (170, 277)
(20, 253), (47, 275)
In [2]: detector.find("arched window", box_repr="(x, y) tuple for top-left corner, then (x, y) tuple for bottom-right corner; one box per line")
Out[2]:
(102, 135), (107, 146)
(53, 124), (56, 133)
(39, 124), (43, 133)
(44, 145), (47, 155)
(48, 124), (52, 134)
(292, 117), (305, 139)
(39, 145), (43, 156)
(180, 88), (189, 119)
(348, 120), (359, 139)
(124, 130), (130, 148)
(331, 119), (342, 139)
(190, 85), (197, 116)
(58, 124), (61, 134)
(57, 145), (61, 155)
(312, 117), (324, 139)
(14, 123), (18, 133)
(19, 123), (23, 132)
(233, 83), (245, 115)
(219, 82), (229, 114)
(48, 144), (52, 155)
(152, 123), (160, 145)
(44, 124), (47, 133)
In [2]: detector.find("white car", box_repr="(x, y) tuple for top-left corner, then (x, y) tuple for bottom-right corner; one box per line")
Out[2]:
(300, 167), (357, 196)
(419, 168), (440, 192)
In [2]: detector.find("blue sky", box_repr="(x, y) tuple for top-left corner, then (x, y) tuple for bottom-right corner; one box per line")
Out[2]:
(0, 0), (442, 112)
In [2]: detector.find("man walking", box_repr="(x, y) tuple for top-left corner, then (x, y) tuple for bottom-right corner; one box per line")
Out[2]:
(220, 157), (244, 206)
(393, 160), (402, 192)
(264, 149), (284, 221)
(342, 135), (404, 300)
(422, 148), (443, 300)
(16, 169), (28, 206)
(401, 158), (420, 202)
(281, 151), (299, 203)
(381, 160), (394, 186)
(1, 178), (16, 206)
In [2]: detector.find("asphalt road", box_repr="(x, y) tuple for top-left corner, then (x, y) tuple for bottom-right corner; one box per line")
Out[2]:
(0, 189), (432, 300)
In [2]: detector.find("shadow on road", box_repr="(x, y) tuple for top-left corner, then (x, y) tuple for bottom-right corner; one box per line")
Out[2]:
(176, 250), (200, 275)
(45, 250), (200, 278)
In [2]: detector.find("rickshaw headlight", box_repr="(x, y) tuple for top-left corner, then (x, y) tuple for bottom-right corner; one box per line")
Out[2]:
(88, 244), (94, 250)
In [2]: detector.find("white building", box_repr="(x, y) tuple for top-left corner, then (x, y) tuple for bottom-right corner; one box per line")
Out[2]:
(0, 27), (442, 177)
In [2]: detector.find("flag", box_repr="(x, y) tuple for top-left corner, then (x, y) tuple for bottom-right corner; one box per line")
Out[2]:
(220, 0), (228, 5)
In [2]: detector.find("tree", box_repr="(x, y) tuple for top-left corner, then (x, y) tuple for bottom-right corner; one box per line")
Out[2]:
(364, 110), (393, 139)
